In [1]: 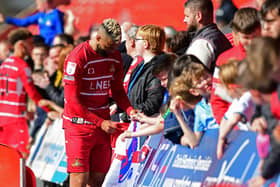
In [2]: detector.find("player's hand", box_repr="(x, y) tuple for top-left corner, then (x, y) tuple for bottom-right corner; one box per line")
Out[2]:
(129, 109), (140, 121)
(129, 108), (138, 116)
(101, 120), (117, 134)
(129, 109), (138, 116)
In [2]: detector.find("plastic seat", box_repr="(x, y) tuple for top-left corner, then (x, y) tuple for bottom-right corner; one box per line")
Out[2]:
(0, 144), (36, 187)
(26, 166), (36, 187)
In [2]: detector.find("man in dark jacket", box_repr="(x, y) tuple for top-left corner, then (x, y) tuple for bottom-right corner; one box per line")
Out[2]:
(183, 0), (232, 73)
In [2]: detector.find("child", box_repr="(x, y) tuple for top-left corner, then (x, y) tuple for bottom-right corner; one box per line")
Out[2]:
(169, 60), (218, 148)
(121, 54), (195, 145)
(132, 53), (177, 124)
(216, 59), (255, 159)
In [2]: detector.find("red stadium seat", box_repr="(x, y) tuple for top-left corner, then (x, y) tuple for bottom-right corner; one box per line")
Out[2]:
(26, 166), (36, 187)
(0, 144), (36, 187)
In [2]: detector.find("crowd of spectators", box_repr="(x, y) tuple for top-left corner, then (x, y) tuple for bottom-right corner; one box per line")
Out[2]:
(0, 0), (279, 186)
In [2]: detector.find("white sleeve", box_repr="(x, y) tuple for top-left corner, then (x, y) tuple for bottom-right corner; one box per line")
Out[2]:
(236, 92), (255, 121)
(186, 38), (215, 69)
(224, 92), (255, 122)
(224, 98), (238, 120)
(214, 84), (233, 103)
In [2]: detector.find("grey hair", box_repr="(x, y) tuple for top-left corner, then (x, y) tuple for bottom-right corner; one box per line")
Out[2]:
(127, 25), (139, 39)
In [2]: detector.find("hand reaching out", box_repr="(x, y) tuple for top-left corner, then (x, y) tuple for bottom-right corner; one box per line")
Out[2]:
(120, 131), (132, 141)
(133, 112), (149, 123)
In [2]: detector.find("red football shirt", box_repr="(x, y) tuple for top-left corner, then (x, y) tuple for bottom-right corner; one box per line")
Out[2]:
(0, 56), (42, 124)
(210, 45), (246, 124)
(63, 41), (133, 128)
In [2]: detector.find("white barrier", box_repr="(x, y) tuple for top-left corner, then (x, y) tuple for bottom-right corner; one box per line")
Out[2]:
(26, 118), (68, 184)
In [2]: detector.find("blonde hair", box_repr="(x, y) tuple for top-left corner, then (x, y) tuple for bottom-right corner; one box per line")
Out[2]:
(101, 18), (122, 43)
(169, 67), (203, 105)
(185, 62), (209, 83)
(219, 59), (241, 87)
(137, 25), (166, 55)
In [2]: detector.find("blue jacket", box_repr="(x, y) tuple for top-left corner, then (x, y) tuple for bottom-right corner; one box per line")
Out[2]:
(164, 109), (194, 144)
(6, 9), (64, 45)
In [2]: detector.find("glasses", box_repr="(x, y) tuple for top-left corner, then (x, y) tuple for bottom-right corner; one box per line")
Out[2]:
(133, 36), (146, 41)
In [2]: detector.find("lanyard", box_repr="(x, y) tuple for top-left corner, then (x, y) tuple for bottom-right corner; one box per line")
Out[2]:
(127, 63), (144, 97)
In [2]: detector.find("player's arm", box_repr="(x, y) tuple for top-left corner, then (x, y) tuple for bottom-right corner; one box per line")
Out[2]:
(110, 53), (134, 115)
(64, 53), (120, 134)
(20, 65), (43, 105)
(20, 64), (51, 113)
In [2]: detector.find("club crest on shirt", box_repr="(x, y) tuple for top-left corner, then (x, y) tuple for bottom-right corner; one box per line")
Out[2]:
(71, 158), (83, 167)
(88, 67), (95, 75)
(38, 18), (43, 23)
(66, 62), (77, 75)
(46, 20), (52, 26)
